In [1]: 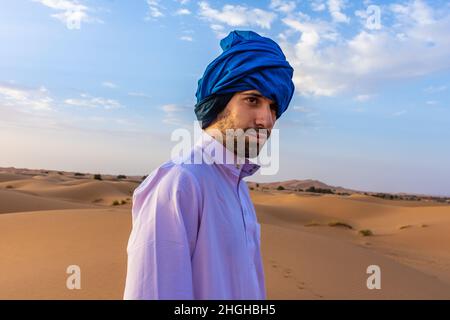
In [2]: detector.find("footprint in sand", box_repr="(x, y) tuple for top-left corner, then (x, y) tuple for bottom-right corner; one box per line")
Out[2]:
(283, 268), (292, 278)
(296, 280), (323, 298)
(296, 281), (305, 290)
(269, 259), (278, 269)
(269, 260), (324, 298)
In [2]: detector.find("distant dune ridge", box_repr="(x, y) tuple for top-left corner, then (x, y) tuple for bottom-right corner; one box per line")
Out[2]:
(1, 166), (450, 299)
(249, 179), (357, 194)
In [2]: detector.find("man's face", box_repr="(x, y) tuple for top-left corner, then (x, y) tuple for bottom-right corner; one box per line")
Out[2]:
(206, 90), (278, 158)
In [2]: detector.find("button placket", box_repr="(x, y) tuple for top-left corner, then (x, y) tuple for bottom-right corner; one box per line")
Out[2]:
(237, 177), (254, 247)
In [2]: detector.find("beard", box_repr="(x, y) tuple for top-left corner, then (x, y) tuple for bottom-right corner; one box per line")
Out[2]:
(212, 110), (270, 159)
(224, 129), (269, 159)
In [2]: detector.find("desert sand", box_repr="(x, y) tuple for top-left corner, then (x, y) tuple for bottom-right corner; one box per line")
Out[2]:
(0, 167), (449, 299)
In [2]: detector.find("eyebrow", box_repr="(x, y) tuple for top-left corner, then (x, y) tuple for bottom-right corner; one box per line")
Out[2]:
(241, 92), (277, 106)
(241, 92), (264, 98)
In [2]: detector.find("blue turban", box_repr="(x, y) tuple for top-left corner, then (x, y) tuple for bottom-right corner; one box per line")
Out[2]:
(195, 30), (295, 129)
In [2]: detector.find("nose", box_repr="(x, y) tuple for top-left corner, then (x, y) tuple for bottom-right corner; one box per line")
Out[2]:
(255, 101), (275, 130)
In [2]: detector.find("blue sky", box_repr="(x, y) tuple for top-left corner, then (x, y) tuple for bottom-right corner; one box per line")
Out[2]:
(0, 0), (449, 196)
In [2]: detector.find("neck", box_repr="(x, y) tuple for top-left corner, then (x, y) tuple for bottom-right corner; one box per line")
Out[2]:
(203, 128), (245, 164)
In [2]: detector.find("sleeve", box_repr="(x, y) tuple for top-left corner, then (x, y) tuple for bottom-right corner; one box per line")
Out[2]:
(123, 166), (201, 300)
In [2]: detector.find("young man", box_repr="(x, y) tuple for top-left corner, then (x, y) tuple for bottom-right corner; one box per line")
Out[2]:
(124, 30), (295, 299)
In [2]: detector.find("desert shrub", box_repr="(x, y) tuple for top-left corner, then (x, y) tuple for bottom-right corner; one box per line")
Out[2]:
(94, 174), (102, 180)
(306, 186), (335, 194)
(359, 229), (373, 236)
(328, 221), (353, 229)
(373, 193), (400, 200)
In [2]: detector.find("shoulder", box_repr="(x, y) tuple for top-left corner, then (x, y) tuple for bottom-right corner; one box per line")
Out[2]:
(134, 160), (202, 201)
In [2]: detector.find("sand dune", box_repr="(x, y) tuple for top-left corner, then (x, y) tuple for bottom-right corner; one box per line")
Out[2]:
(31, 180), (135, 204)
(0, 173), (29, 183)
(262, 224), (450, 299)
(0, 189), (98, 214)
(0, 208), (130, 299)
(0, 177), (137, 207)
(0, 168), (449, 299)
(252, 190), (450, 298)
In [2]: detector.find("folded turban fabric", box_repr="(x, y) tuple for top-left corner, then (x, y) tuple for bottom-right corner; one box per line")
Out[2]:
(195, 30), (295, 129)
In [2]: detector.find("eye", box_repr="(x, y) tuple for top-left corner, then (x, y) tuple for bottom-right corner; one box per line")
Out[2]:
(245, 97), (258, 105)
(270, 103), (278, 113)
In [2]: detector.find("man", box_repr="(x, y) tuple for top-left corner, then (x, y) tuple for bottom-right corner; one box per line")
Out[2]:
(123, 30), (295, 299)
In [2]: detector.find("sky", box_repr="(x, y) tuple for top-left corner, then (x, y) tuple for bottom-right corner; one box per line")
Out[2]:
(0, 0), (449, 196)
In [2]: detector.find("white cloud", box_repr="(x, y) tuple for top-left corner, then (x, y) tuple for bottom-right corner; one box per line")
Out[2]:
(311, 0), (326, 12)
(279, 1), (450, 97)
(353, 107), (366, 113)
(146, 0), (164, 19)
(175, 8), (191, 15)
(270, 0), (296, 14)
(292, 106), (320, 119)
(64, 94), (124, 109)
(392, 110), (407, 116)
(210, 24), (224, 31)
(426, 100), (438, 105)
(424, 85), (447, 93)
(114, 118), (134, 126)
(0, 84), (54, 111)
(101, 81), (117, 89)
(280, 16), (342, 96)
(390, 0), (434, 26)
(161, 104), (183, 113)
(180, 35), (193, 41)
(32, 0), (101, 29)
(292, 106), (312, 113)
(354, 94), (373, 102)
(128, 92), (151, 98)
(328, 0), (349, 23)
(354, 9), (368, 21)
(208, 24), (226, 38)
(198, 2), (276, 30)
(161, 104), (191, 126)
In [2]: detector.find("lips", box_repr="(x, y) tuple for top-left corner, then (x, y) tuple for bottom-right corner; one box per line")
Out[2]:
(245, 130), (268, 144)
